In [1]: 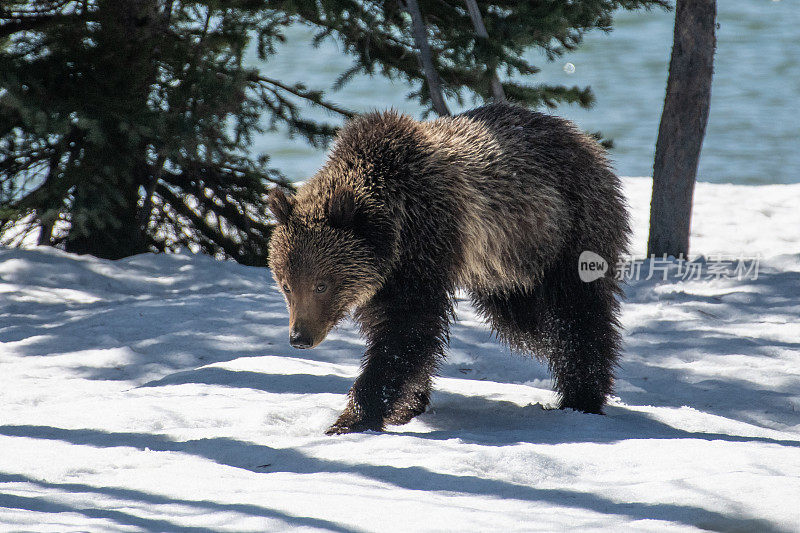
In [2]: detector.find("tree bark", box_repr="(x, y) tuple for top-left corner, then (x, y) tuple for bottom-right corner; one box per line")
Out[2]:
(403, 0), (450, 116)
(36, 208), (56, 246)
(647, 0), (716, 257)
(64, 0), (162, 259)
(463, 0), (505, 101)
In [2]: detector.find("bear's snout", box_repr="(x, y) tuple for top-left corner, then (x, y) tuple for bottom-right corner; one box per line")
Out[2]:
(289, 327), (314, 349)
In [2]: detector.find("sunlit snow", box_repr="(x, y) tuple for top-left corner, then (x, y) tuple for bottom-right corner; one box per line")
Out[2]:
(1, 178), (798, 532)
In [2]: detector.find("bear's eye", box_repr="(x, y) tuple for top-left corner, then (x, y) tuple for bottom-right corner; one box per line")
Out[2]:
(282, 283), (291, 293)
(315, 283), (327, 294)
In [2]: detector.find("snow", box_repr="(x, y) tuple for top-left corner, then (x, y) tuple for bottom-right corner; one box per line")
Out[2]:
(1, 177), (799, 532)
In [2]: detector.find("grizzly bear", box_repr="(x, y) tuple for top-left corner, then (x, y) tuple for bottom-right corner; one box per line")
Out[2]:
(268, 103), (629, 435)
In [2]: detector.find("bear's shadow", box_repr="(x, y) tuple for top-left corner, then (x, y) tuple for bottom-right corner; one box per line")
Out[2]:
(140, 366), (800, 450)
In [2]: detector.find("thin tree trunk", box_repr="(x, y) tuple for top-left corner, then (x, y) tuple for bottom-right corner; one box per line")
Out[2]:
(36, 144), (64, 246)
(136, 152), (166, 230)
(647, 0), (716, 257)
(37, 216), (55, 246)
(403, 0), (450, 116)
(463, 0), (505, 101)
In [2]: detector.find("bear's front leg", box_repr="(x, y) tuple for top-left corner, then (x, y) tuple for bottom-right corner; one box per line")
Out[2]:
(326, 282), (452, 435)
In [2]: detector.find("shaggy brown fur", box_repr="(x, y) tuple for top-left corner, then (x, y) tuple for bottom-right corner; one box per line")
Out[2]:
(268, 103), (630, 434)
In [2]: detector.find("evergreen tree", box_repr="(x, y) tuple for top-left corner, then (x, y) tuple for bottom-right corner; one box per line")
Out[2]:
(280, 0), (668, 113)
(1, 1), (341, 263)
(2, 0), (667, 263)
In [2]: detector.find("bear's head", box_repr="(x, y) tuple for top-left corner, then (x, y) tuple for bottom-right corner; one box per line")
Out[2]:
(268, 186), (392, 349)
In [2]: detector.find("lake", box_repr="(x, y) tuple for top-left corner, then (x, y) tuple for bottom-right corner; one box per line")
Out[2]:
(249, 1), (799, 185)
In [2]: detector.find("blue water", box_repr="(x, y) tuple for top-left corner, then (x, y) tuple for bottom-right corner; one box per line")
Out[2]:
(249, 1), (799, 185)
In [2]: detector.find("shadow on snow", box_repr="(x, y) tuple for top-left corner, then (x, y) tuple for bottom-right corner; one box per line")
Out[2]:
(0, 425), (790, 533)
(0, 472), (359, 533)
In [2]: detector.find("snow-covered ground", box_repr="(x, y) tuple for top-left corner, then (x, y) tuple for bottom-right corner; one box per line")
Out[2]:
(1, 177), (799, 532)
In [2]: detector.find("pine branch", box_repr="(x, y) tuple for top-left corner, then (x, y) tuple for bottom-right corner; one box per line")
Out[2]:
(463, 0), (505, 101)
(251, 74), (354, 118)
(0, 1), (76, 17)
(156, 183), (250, 261)
(0, 13), (89, 38)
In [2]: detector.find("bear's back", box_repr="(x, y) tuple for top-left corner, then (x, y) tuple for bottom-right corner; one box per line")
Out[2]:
(415, 105), (593, 290)
(295, 104), (626, 293)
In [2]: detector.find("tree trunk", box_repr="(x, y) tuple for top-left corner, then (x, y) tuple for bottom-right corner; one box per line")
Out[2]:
(403, 0), (450, 116)
(647, 0), (716, 257)
(37, 212), (55, 246)
(463, 0), (505, 101)
(35, 146), (63, 246)
(64, 0), (162, 259)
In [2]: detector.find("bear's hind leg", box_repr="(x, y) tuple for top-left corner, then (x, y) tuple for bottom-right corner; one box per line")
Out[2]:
(543, 254), (623, 413)
(472, 266), (621, 414)
(326, 278), (453, 434)
(470, 288), (542, 356)
(544, 275), (621, 414)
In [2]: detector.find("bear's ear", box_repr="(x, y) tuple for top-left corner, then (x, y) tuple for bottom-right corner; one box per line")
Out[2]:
(268, 188), (294, 225)
(326, 187), (357, 229)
